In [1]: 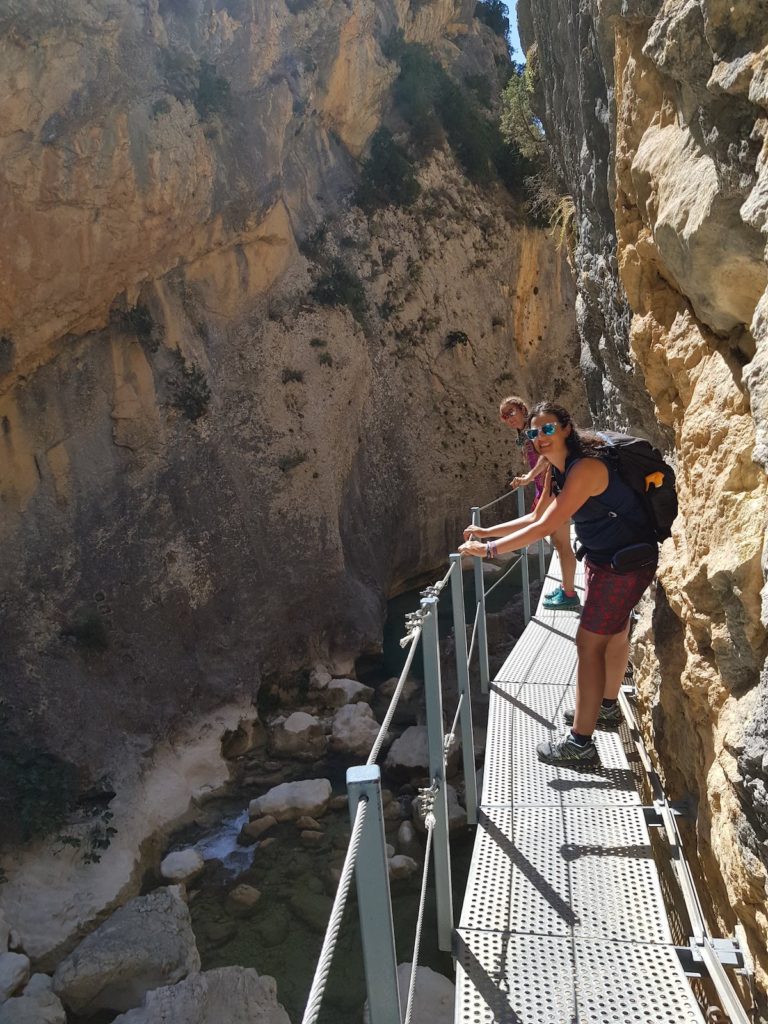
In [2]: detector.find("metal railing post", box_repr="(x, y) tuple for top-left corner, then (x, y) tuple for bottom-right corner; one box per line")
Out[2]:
(517, 489), (531, 624)
(449, 553), (478, 825)
(538, 537), (546, 581)
(470, 507), (490, 696)
(346, 765), (402, 1024)
(421, 595), (454, 952)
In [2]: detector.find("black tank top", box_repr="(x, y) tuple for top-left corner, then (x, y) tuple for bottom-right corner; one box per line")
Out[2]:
(552, 454), (656, 564)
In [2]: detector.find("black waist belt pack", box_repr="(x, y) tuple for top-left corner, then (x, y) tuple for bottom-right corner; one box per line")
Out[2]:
(574, 542), (658, 573)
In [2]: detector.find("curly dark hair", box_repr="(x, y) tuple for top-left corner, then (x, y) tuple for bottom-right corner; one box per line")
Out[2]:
(526, 402), (604, 457)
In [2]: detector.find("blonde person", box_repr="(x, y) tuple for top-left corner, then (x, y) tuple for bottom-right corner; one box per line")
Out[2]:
(499, 395), (579, 610)
(460, 402), (658, 766)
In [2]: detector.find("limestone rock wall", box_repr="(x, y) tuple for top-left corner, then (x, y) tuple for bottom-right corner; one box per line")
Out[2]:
(0, 0), (582, 956)
(520, 0), (768, 1007)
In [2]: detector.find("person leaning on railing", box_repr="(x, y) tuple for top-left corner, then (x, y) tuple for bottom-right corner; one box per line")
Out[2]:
(499, 394), (579, 610)
(459, 401), (658, 767)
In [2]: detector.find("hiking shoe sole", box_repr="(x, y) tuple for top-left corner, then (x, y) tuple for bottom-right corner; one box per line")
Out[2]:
(563, 704), (621, 728)
(536, 735), (599, 766)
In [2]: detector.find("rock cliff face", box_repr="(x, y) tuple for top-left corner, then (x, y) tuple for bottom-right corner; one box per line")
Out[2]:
(0, 0), (582, 957)
(520, 0), (768, 1006)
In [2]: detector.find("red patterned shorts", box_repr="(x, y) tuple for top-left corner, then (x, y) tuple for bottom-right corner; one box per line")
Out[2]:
(581, 559), (657, 635)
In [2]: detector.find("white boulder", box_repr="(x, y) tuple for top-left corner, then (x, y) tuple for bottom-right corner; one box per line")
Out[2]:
(226, 886), (262, 913)
(111, 967), (290, 1024)
(388, 856), (418, 880)
(248, 779), (331, 822)
(309, 665), (332, 691)
(378, 677), (420, 703)
(160, 849), (205, 884)
(0, 987), (66, 1024)
(0, 955), (29, 1004)
(323, 679), (374, 707)
(384, 726), (460, 778)
(397, 821), (422, 860)
(269, 713), (327, 760)
(329, 704), (380, 758)
(52, 886), (200, 1015)
(364, 964), (454, 1024)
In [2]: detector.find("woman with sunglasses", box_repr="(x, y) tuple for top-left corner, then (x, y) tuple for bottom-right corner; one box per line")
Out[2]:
(499, 396), (579, 610)
(460, 402), (657, 767)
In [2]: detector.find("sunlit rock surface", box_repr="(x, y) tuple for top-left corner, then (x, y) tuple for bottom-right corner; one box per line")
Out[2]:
(520, 0), (768, 1006)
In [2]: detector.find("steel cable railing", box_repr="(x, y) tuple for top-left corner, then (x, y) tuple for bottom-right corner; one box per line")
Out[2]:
(403, 786), (438, 1024)
(301, 796), (369, 1024)
(483, 552), (524, 600)
(366, 623), (423, 768)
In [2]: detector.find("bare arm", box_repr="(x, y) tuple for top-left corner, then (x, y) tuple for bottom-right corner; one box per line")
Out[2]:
(464, 465), (554, 540)
(509, 454), (549, 490)
(460, 460), (608, 558)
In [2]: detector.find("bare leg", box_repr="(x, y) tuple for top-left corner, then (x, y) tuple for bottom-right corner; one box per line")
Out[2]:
(550, 522), (577, 593)
(603, 620), (631, 700)
(572, 626), (612, 735)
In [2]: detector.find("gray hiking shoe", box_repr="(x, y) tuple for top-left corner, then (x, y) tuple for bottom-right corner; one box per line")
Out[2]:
(536, 732), (599, 766)
(563, 702), (621, 728)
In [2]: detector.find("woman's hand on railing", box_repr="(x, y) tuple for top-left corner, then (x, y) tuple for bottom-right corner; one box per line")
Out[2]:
(508, 475), (530, 490)
(463, 524), (488, 540)
(459, 539), (487, 558)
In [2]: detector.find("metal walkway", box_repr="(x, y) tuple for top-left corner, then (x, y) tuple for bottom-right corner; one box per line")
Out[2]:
(454, 553), (707, 1023)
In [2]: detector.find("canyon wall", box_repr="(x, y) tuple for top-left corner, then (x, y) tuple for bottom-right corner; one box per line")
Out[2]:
(0, 0), (583, 958)
(520, 0), (768, 1008)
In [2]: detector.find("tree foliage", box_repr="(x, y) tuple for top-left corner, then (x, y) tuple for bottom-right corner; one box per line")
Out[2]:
(474, 0), (510, 39)
(500, 63), (545, 161)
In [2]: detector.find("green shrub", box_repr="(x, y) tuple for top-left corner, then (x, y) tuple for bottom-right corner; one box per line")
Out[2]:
(465, 73), (492, 108)
(194, 62), (231, 119)
(356, 128), (420, 211)
(312, 260), (367, 323)
(474, 0), (510, 38)
(391, 43), (508, 186)
(282, 368), (304, 384)
(170, 358), (211, 421)
(318, 352), (333, 367)
(286, 0), (315, 11)
(0, 748), (80, 844)
(445, 330), (469, 349)
(278, 450), (307, 472)
(299, 222), (328, 262)
(151, 98), (171, 118)
(309, 337), (327, 348)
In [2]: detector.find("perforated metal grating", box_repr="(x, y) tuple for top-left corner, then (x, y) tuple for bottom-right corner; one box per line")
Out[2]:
(482, 683), (640, 808)
(457, 543), (705, 1023)
(455, 930), (706, 1023)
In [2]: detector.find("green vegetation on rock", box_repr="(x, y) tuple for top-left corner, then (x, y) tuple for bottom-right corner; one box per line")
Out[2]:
(474, 0), (510, 39)
(356, 128), (420, 211)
